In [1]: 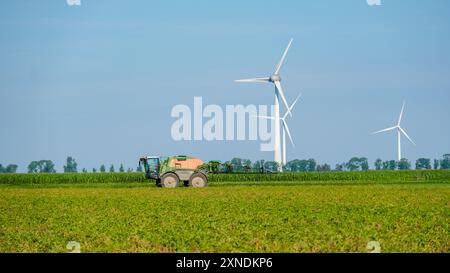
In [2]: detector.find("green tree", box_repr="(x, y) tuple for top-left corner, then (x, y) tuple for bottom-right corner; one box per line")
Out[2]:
(285, 160), (297, 172)
(92, 168), (97, 173)
(223, 161), (233, 173)
(264, 161), (279, 173)
(100, 165), (106, 173)
(63, 157), (78, 173)
(433, 159), (439, 170)
(197, 163), (209, 172)
(119, 164), (125, 173)
(440, 154), (450, 169)
(109, 164), (115, 173)
(253, 160), (265, 173)
(398, 158), (411, 170)
(208, 161), (221, 174)
(27, 160), (55, 173)
(230, 158), (243, 173)
(374, 159), (382, 170)
(307, 159), (316, 172)
(82, 168), (88, 173)
(388, 160), (397, 170)
(242, 159), (252, 173)
(360, 157), (369, 171)
(39, 160), (55, 173)
(382, 160), (397, 170)
(316, 164), (331, 172)
(0, 164), (18, 173)
(286, 160), (304, 172)
(286, 159), (316, 172)
(127, 168), (133, 173)
(415, 158), (431, 170)
(27, 161), (39, 173)
(298, 160), (309, 172)
(335, 163), (344, 172)
(346, 157), (361, 171)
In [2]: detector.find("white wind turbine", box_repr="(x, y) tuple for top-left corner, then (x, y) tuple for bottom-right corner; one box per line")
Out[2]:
(235, 39), (295, 170)
(373, 101), (416, 161)
(254, 93), (302, 167)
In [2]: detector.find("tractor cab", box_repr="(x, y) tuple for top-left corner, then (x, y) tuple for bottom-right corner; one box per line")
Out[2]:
(139, 156), (160, 179)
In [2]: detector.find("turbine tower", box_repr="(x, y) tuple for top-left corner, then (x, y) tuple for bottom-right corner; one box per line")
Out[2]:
(235, 39), (294, 171)
(373, 101), (416, 161)
(254, 93), (301, 166)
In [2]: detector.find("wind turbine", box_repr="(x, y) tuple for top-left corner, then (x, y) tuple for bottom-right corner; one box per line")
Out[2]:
(254, 93), (302, 167)
(235, 39), (295, 170)
(373, 101), (416, 161)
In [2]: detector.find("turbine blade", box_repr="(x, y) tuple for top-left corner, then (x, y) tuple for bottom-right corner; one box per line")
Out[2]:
(235, 77), (270, 83)
(282, 119), (295, 147)
(399, 127), (416, 146)
(372, 126), (397, 135)
(274, 38), (293, 75)
(398, 100), (405, 126)
(274, 81), (292, 117)
(282, 92), (302, 120)
(290, 93), (302, 111)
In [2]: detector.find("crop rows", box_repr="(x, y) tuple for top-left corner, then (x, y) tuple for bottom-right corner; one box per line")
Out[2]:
(209, 170), (450, 182)
(0, 173), (146, 185)
(0, 170), (449, 185)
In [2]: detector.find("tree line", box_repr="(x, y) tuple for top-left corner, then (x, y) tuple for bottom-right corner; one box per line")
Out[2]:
(1, 156), (142, 174)
(0, 164), (18, 173)
(1, 154), (449, 174)
(199, 154), (450, 173)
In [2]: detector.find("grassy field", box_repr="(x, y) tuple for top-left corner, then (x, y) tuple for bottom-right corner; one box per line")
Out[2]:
(0, 173), (449, 253)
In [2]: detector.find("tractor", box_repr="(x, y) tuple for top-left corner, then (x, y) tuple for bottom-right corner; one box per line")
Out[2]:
(139, 155), (208, 187)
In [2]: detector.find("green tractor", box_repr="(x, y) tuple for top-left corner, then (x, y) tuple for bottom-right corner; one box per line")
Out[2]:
(139, 155), (208, 188)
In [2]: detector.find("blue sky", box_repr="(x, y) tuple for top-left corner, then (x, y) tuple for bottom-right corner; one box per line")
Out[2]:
(1, 0), (449, 172)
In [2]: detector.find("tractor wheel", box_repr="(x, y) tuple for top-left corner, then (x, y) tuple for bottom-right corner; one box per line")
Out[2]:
(156, 179), (162, 187)
(189, 173), (208, 187)
(160, 173), (179, 188)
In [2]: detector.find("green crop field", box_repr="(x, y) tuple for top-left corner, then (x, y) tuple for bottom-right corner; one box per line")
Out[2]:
(0, 171), (449, 253)
(0, 170), (449, 185)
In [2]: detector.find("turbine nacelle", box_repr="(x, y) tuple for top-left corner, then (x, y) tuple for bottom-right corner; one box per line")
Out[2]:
(235, 39), (294, 117)
(270, 74), (281, 82)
